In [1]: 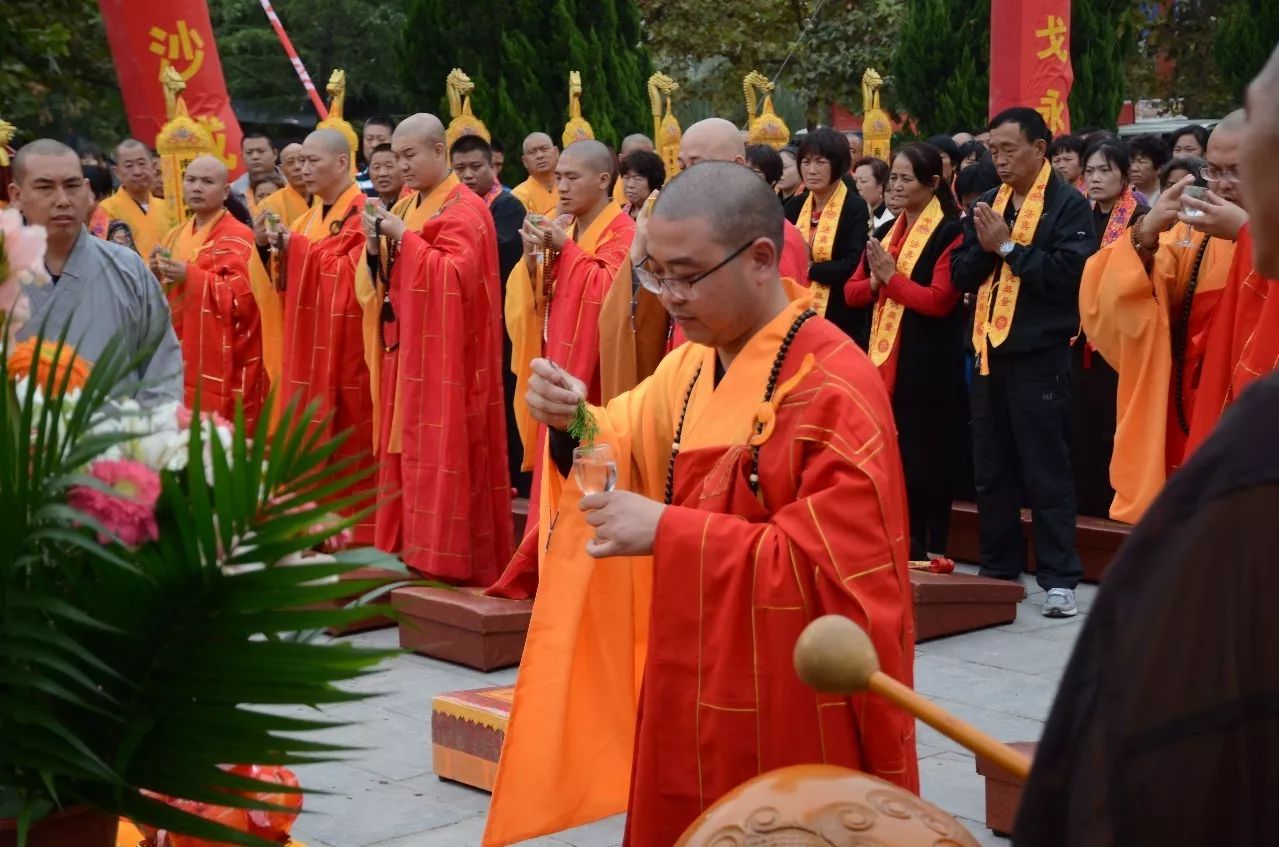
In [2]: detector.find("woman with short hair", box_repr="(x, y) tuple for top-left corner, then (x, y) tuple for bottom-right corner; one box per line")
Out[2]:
(784, 127), (871, 345)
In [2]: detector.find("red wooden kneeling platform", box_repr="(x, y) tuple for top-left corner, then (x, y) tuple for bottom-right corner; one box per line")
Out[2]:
(976, 741), (1037, 836)
(431, 685), (513, 792)
(393, 587), (531, 671)
(948, 501), (1129, 583)
(911, 570), (1024, 641)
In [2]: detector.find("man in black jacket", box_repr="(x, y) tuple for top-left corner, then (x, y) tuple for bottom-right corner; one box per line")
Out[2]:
(951, 107), (1097, 618)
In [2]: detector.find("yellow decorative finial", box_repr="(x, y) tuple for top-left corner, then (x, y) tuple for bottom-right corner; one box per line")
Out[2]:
(317, 68), (359, 175)
(155, 65), (215, 224)
(647, 72), (682, 178)
(0, 119), (15, 168)
(562, 70), (594, 149)
(861, 68), (892, 164)
(445, 68), (490, 149)
(744, 70), (790, 150)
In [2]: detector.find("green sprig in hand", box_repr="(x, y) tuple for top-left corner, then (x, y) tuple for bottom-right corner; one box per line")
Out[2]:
(567, 398), (599, 447)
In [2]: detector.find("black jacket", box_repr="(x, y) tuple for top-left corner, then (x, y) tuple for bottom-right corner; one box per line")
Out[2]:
(490, 190), (527, 283)
(952, 169), (1096, 356)
(784, 187), (871, 347)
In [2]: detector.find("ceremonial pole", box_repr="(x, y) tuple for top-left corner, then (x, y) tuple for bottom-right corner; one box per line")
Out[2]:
(256, 0), (329, 120)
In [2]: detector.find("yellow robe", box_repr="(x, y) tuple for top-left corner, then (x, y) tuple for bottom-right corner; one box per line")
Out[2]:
(99, 187), (175, 260)
(511, 176), (559, 217)
(258, 184), (312, 229)
(1079, 227), (1234, 523)
(355, 173), (462, 452)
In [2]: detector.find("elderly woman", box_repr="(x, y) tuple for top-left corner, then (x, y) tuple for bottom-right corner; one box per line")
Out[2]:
(852, 156), (894, 229)
(784, 127), (871, 345)
(618, 150), (665, 219)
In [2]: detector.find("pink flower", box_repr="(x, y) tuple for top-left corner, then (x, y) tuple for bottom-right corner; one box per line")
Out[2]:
(68, 459), (161, 548)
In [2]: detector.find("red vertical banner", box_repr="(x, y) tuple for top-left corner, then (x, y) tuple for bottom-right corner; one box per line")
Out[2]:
(989, 0), (1074, 136)
(98, 0), (246, 178)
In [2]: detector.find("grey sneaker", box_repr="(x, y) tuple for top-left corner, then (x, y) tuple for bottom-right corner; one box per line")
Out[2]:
(1042, 588), (1078, 617)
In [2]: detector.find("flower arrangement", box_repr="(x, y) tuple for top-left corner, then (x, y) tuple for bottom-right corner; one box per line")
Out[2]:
(0, 216), (405, 846)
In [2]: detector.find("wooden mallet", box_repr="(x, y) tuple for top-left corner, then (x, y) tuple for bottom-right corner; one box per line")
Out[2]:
(794, 614), (1032, 781)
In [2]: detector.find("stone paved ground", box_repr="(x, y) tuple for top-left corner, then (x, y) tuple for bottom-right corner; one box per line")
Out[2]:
(288, 565), (1093, 847)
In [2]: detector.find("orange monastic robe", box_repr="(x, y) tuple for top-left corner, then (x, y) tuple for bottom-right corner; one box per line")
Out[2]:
(259, 184), (312, 229)
(1186, 223), (1279, 456)
(281, 183), (376, 543)
(99, 188), (175, 260)
(511, 176), (559, 217)
(506, 204), (637, 466)
(484, 300), (917, 846)
(161, 211), (281, 430)
(355, 174), (512, 583)
(1079, 226), (1233, 523)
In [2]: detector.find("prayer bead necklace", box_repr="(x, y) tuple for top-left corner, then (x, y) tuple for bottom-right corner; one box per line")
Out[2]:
(1172, 236), (1212, 434)
(663, 308), (817, 505)
(374, 219), (400, 353)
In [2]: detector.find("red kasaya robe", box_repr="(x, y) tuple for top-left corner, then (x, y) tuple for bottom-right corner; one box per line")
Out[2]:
(483, 298), (917, 847)
(161, 211), (274, 430)
(1186, 224), (1279, 456)
(281, 183), (377, 543)
(356, 174), (512, 584)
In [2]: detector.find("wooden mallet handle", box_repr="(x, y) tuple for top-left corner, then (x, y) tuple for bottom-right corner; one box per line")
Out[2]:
(868, 671), (1031, 781)
(794, 614), (1032, 781)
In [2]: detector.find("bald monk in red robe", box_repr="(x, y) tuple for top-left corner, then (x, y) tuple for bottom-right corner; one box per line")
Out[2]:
(261, 128), (376, 542)
(155, 155), (279, 430)
(484, 162), (915, 847)
(1078, 112), (1248, 522)
(354, 114), (511, 584)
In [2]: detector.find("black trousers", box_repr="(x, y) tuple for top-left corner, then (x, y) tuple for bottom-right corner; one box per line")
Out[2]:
(971, 344), (1083, 590)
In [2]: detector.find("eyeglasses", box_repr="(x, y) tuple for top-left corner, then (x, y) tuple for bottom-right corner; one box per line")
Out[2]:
(1201, 164), (1240, 184)
(634, 240), (755, 296)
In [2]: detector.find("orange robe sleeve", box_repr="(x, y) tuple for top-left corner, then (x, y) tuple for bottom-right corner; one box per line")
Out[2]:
(384, 192), (513, 583)
(282, 206), (377, 544)
(1187, 224), (1279, 456)
(1079, 229), (1234, 521)
(180, 217), (267, 430)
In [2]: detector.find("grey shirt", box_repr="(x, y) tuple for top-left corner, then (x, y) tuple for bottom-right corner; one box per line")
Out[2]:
(19, 228), (183, 405)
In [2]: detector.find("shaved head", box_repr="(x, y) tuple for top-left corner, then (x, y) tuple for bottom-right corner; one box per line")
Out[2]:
(523, 132), (554, 154)
(394, 113), (446, 147)
(1242, 47), (1279, 276)
(393, 113), (449, 192)
(654, 160), (782, 253)
(679, 118), (746, 170)
(621, 134), (655, 156)
(1216, 108), (1246, 135)
(561, 139), (615, 177)
(186, 154), (228, 183)
(115, 138), (150, 161)
(306, 128), (352, 158)
(12, 139), (79, 184)
(1205, 108), (1246, 206)
(555, 139), (615, 217)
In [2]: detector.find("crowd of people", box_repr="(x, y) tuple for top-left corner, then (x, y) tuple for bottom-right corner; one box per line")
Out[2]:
(3, 55), (1277, 841)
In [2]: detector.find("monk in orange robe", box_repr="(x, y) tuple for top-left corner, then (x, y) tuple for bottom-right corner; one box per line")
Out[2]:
(353, 114), (511, 584)
(155, 155), (280, 430)
(484, 162), (915, 847)
(99, 139), (174, 261)
(1079, 113), (1249, 522)
(511, 132), (560, 216)
(263, 128), (376, 543)
(495, 140), (661, 599)
(258, 142), (312, 228)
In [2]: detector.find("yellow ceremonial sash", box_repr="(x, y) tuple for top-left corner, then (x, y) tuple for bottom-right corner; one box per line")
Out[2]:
(101, 187), (174, 260)
(161, 211), (223, 321)
(971, 160), (1052, 375)
(356, 173), (462, 454)
(795, 180), (848, 317)
(868, 197), (944, 367)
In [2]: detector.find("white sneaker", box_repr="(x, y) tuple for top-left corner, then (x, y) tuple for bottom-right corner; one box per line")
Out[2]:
(1042, 588), (1078, 618)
